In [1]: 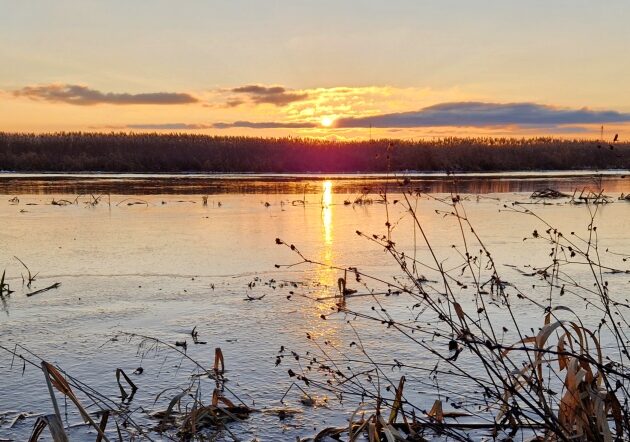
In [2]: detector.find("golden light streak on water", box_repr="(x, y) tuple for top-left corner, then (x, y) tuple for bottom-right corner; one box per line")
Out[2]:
(309, 180), (343, 342)
(322, 180), (333, 245)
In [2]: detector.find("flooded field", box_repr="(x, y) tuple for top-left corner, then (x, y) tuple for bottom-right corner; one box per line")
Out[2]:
(1, 172), (630, 441)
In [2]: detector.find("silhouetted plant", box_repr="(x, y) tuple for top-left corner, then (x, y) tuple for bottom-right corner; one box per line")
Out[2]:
(276, 188), (630, 441)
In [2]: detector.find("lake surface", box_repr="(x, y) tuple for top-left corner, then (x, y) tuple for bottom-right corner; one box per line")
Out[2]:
(1, 170), (629, 195)
(1, 172), (630, 441)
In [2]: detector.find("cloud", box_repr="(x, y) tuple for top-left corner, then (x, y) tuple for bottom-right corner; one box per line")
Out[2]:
(213, 120), (316, 129)
(225, 99), (245, 107)
(123, 100), (621, 132)
(13, 84), (198, 105)
(126, 123), (213, 130)
(229, 84), (308, 106)
(334, 102), (630, 128)
(124, 121), (316, 130)
(519, 125), (591, 134)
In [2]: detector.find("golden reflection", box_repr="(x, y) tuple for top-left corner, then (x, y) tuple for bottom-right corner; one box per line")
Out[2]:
(307, 180), (342, 343)
(322, 180), (333, 244)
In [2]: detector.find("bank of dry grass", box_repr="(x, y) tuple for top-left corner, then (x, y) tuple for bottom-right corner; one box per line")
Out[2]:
(1, 132), (628, 173)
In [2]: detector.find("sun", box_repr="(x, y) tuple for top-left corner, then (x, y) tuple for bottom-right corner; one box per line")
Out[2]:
(321, 116), (334, 127)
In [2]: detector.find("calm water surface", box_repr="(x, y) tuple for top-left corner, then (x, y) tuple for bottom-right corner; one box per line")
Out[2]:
(1, 173), (630, 441)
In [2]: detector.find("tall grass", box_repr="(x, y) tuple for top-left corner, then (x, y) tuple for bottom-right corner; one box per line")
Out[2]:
(0, 132), (628, 173)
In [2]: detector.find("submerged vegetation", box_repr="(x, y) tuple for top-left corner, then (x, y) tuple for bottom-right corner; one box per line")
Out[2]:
(1, 132), (629, 173)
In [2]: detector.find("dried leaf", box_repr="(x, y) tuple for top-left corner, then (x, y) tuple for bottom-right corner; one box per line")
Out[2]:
(28, 415), (68, 442)
(214, 347), (225, 375)
(428, 399), (443, 423)
(453, 303), (465, 322)
(388, 376), (405, 424)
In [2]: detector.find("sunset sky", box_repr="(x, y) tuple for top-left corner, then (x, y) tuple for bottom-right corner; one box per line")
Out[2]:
(2, 0), (630, 139)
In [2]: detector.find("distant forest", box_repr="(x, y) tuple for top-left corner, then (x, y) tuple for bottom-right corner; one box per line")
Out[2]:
(0, 132), (628, 173)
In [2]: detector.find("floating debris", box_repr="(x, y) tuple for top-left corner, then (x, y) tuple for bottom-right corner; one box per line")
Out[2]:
(0, 270), (14, 296)
(530, 188), (569, 199)
(244, 293), (266, 301)
(115, 368), (138, 402)
(191, 326), (207, 344)
(14, 256), (38, 288)
(25, 282), (60, 298)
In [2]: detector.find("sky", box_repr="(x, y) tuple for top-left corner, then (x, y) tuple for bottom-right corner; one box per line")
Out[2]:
(1, 0), (630, 140)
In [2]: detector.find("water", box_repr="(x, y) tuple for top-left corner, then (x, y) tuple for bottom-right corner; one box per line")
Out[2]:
(1, 172), (629, 441)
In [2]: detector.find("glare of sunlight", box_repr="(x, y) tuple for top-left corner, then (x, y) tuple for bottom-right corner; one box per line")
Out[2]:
(322, 180), (333, 245)
(311, 179), (340, 342)
(321, 116), (334, 127)
(322, 180), (333, 207)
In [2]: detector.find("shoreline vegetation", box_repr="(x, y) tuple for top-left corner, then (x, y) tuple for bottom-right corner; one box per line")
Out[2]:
(1, 132), (629, 173)
(271, 193), (630, 441)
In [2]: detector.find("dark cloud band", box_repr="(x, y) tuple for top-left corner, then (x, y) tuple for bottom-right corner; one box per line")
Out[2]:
(212, 120), (316, 129)
(127, 123), (212, 130)
(229, 84), (308, 106)
(334, 102), (630, 128)
(103, 101), (630, 132)
(13, 84), (198, 105)
(125, 121), (316, 130)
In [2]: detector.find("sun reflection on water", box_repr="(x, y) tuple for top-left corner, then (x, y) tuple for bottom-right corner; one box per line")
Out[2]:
(308, 180), (343, 343)
(322, 180), (333, 245)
